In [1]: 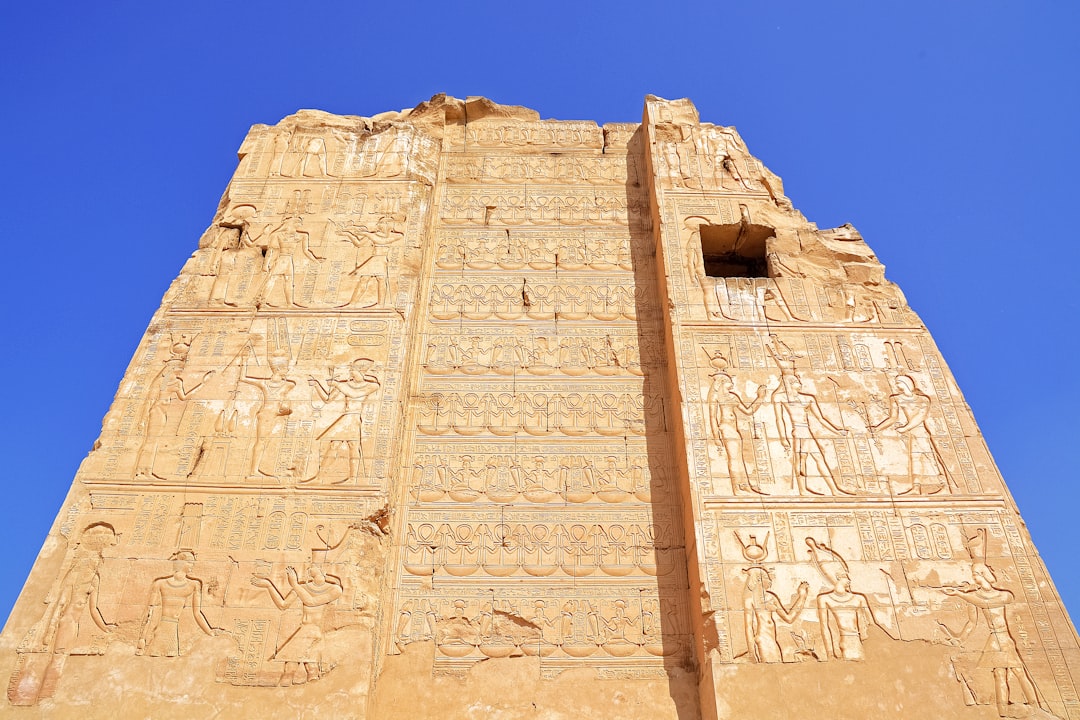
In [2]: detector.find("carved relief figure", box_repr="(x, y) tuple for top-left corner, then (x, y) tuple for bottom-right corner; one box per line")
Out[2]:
(807, 538), (879, 661)
(270, 128), (292, 177)
(307, 358), (380, 484)
(708, 368), (767, 495)
(701, 126), (752, 191)
(134, 338), (213, 480)
(772, 374), (850, 496)
(935, 530), (1051, 718)
(332, 220), (390, 308)
(737, 533), (809, 663)
(137, 551), (220, 657)
(299, 136), (328, 177)
(240, 345), (299, 479)
(685, 218), (721, 318)
(255, 216), (324, 308)
(251, 560), (343, 686)
(9, 523), (117, 706)
(873, 374), (954, 495)
(207, 205), (266, 306)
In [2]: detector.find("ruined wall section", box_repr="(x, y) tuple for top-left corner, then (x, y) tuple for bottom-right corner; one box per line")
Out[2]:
(643, 95), (1079, 720)
(370, 106), (699, 718)
(2, 94), (1077, 720)
(0, 107), (440, 716)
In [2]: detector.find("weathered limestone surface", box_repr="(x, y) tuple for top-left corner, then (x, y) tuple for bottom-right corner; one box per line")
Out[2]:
(1, 94), (1076, 719)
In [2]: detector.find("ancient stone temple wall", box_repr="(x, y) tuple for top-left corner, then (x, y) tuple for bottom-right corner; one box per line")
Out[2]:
(1, 94), (1076, 719)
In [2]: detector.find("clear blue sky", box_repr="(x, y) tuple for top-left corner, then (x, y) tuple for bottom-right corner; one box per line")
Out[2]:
(0, 2), (1076, 623)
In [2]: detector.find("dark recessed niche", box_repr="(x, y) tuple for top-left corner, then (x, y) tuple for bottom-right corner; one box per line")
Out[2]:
(699, 222), (775, 278)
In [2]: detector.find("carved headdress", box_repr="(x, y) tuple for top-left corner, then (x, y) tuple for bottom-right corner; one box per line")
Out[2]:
(735, 531), (770, 566)
(806, 537), (849, 585)
(964, 527), (988, 565)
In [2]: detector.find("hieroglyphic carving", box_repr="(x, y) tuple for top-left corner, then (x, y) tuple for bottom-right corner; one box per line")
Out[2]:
(434, 228), (639, 272)
(424, 331), (653, 377)
(181, 192), (417, 311)
(5, 95), (1077, 719)
(440, 187), (647, 228)
(7, 493), (388, 700)
(641, 91), (1077, 720)
(445, 120), (604, 151)
(414, 389), (659, 437)
(409, 450), (668, 504)
(426, 278), (654, 321)
(444, 154), (632, 185)
(400, 516), (679, 580)
(383, 108), (690, 684)
(773, 373), (851, 497)
(137, 550), (221, 657)
(307, 358), (381, 484)
(702, 506), (1069, 701)
(921, 528), (1057, 717)
(806, 538), (882, 660)
(683, 332), (992, 499)
(736, 533), (811, 663)
(82, 315), (402, 490)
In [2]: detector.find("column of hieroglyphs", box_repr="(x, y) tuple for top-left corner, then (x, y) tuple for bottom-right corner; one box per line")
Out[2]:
(382, 100), (696, 697)
(641, 95), (1079, 719)
(0, 104), (445, 713)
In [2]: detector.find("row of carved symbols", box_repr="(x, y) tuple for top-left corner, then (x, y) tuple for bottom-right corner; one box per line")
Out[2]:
(414, 392), (664, 436)
(402, 522), (679, 579)
(456, 121), (603, 148)
(435, 233), (635, 272)
(424, 334), (651, 377)
(395, 596), (688, 660)
(428, 283), (652, 321)
(410, 454), (667, 504)
(444, 155), (631, 185)
(439, 190), (647, 227)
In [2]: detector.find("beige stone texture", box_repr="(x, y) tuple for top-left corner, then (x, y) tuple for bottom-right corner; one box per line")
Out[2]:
(0, 94), (1076, 719)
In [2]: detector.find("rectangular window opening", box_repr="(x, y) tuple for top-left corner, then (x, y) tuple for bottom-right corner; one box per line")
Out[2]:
(700, 222), (775, 278)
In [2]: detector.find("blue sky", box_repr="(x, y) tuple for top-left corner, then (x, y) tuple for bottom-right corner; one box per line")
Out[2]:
(0, 1), (1076, 623)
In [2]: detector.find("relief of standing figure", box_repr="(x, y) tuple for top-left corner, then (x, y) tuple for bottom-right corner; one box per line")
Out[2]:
(708, 370), (767, 495)
(251, 561), (343, 686)
(137, 551), (221, 657)
(307, 359), (381, 484)
(873, 374), (956, 495)
(773, 374), (851, 496)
